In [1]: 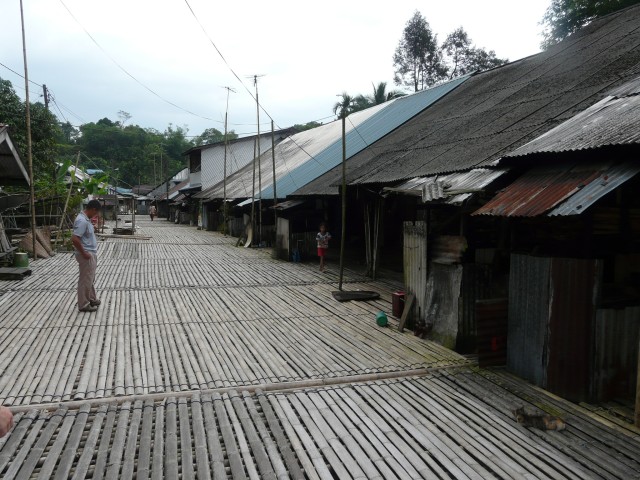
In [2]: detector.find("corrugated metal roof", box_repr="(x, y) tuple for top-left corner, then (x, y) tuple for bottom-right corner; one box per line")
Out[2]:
(257, 76), (469, 201)
(548, 161), (640, 215)
(292, 6), (640, 191)
(507, 91), (640, 157)
(386, 168), (507, 204)
(473, 162), (639, 217)
(224, 76), (469, 204)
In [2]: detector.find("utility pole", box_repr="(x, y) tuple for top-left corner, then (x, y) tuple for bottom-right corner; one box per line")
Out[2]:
(248, 74), (265, 245)
(42, 84), (49, 110)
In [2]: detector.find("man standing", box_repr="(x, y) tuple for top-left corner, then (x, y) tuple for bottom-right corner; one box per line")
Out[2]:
(72, 199), (102, 312)
(149, 204), (157, 221)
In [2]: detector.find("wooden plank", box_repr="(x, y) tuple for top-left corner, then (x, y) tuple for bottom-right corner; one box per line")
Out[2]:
(190, 395), (212, 480)
(13, 409), (64, 479)
(254, 390), (305, 479)
(120, 400), (143, 480)
(136, 400), (155, 480)
(71, 405), (108, 480)
(398, 293), (415, 332)
(201, 394), (228, 479)
(212, 392), (247, 479)
(178, 397), (195, 480)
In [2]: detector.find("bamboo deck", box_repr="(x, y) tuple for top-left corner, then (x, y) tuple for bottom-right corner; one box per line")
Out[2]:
(0, 220), (638, 478)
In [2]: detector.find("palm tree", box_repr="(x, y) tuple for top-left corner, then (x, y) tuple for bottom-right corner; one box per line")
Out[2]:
(333, 92), (354, 119)
(371, 82), (406, 105)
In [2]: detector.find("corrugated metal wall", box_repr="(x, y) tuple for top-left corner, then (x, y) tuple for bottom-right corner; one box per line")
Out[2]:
(508, 254), (606, 402)
(403, 221), (428, 325)
(593, 306), (640, 402)
(507, 254), (551, 388)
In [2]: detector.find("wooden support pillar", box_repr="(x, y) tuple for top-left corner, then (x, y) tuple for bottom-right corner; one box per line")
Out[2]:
(636, 333), (640, 427)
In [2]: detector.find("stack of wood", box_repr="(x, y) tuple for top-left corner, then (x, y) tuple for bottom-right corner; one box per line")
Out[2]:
(19, 227), (56, 259)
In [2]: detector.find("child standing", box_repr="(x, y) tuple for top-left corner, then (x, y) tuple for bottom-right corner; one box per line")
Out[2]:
(316, 223), (331, 271)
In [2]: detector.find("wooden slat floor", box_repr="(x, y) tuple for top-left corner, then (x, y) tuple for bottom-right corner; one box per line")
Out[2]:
(0, 220), (638, 479)
(1, 371), (639, 479)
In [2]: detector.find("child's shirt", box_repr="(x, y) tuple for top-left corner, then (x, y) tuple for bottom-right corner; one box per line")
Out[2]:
(316, 231), (331, 249)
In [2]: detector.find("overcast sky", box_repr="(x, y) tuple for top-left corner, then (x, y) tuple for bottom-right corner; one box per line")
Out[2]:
(2, 0), (550, 139)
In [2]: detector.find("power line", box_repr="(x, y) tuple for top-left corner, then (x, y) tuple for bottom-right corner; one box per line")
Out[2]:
(0, 61), (42, 87)
(58, 0), (222, 125)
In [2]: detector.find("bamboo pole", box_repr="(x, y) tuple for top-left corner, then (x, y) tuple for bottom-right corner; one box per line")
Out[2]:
(5, 366), (466, 413)
(19, 0), (37, 260)
(271, 120), (277, 254)
(55, 152), (81, 247)
(338, 116), (347, 291)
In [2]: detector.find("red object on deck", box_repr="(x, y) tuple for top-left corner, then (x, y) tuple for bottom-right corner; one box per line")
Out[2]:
(392, 291), (405, 317)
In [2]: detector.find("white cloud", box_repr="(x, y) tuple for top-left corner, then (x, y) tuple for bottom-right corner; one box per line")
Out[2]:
(1, 0), (549, 137)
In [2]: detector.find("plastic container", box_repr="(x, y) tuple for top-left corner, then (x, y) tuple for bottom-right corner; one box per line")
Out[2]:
(392, 291), (405, 317)
(13, 252), (29, 268)
(375, 311), (388, 327)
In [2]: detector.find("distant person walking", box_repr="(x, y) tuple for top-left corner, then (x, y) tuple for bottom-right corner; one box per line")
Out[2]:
(316, 223), (331, 271)
(72, 200), (101, 312)
(149, 204), (157, 221)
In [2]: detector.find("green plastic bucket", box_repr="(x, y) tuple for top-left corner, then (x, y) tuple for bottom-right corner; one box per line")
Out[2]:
(14, 252), (29, 268)
(375, 311), (388, 327)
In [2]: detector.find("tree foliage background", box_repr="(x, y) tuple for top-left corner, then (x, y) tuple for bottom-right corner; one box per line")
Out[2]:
(540, 0), (639, 48)
(393, 11), (508, 92)
(0, 77), (239, 194)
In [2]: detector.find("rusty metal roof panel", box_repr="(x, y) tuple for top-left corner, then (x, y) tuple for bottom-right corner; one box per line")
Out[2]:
(548, 161), (640, 216)
(507, 92), (640, 157)
(473, 164), (607, 217)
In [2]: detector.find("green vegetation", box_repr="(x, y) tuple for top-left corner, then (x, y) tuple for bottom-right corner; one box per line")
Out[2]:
(0, 76), (238, 193)
(392, 11), (507, 92)
(540, 0), (640, 49)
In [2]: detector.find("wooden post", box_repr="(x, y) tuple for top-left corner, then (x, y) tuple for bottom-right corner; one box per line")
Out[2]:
(338, 116), (346, 291)
(271, 120), (277, 249)
(20, 0), (37, 260)
(636, 333), (640, 426)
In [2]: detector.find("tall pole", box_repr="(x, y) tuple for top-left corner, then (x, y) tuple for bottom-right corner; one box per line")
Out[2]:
(250, 137), (256, 242)
(271, 120), (277, 249)
(338, 115), (347, 291)
(20, 0), (37, 260)
(223, 87), (234, 235)
(254, 75), (262, 244)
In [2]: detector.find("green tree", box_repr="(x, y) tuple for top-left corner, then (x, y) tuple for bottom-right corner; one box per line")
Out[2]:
(193, 127), (237, 146)
(347, 82), (407, 115)
(333, 92), (354, 119)
(293, 121), (323, 132)
(371, 81), (406, 104)
(0, 77), (61, 184)
(541, 0), (639, 48)
(441, 27), (508, 78)
(393, 11), (447, 91)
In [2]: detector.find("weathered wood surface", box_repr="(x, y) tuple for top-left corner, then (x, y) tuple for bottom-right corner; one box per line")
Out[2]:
(0, 221), (461, 405)
(0, 220), (638, 479)
(0, 373), (638, 479)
